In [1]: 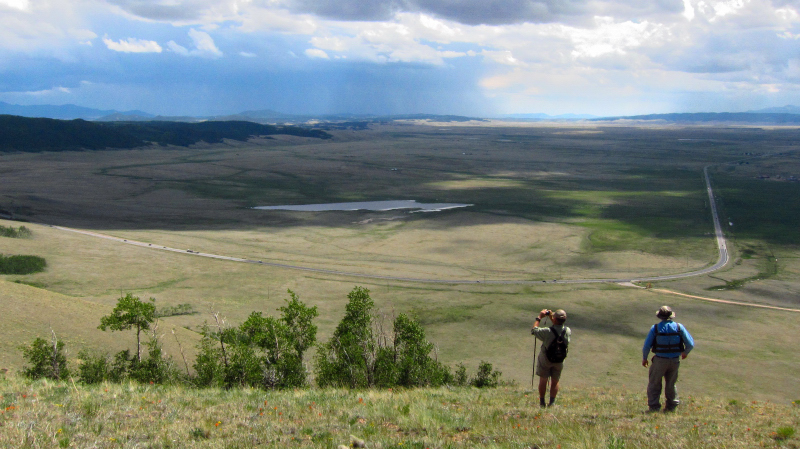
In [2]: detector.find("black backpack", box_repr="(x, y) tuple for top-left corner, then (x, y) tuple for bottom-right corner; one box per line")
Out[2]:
(545, 326), (569, 363)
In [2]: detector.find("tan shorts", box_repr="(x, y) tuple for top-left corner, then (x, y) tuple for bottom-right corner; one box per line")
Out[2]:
(535, 352), (564, 380)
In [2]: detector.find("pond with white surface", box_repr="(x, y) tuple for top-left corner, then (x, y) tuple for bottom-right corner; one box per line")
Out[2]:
(252, 200), (472, 212)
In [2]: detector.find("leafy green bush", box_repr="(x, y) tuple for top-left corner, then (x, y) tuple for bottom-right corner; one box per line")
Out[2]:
(0, 254), (46, 274)
(0, 225), (31, 238)
(316, 287), (453, 389)
(315, 286), (375, 388)
(391, 313), (452, 387)
(78, 339), (178, 385)
(193, 290), (318, 389)
(20, 336), (70, 380)
(77, 350), (111, 384)
(453, 363), (469, 386)
(470, 361), (502, 388)
(155, 303), (197, 318)
(130, 335), (177, 384)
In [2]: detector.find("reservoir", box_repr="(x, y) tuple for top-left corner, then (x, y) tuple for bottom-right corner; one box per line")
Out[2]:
(252, 200), (472, 212)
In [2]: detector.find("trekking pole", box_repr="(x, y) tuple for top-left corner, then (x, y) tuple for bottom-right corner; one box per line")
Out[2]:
(531, 336), (537, 389)
(531, 314), (549, 390)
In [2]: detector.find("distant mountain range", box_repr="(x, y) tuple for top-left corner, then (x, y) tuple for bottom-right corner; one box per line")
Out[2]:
(500, 113), (598, 120)
(596, 112), (800, 124)
(0, 101), (153, 120)
(4, 101), (800, 124)
(747, 105), (800, 114)
(0, 102), (490, 124)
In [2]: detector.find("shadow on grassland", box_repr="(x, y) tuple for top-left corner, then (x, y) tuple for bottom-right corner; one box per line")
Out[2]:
(712, 174), (800, 246)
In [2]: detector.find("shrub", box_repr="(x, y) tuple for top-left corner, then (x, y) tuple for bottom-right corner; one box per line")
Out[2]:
(80, 335), (178, 385)
(77, 350), (110, 384)
(453, 363), (469, 386)
(471, 361), (501, 388)
(155, 303), (197, 318)
(130, 334), (176, 384)
(0, 254), (46, 274)
(391, 313), (451, 387)
(20, 335), (70, 380)
(316, 287), (453, 389)
(193, 290), (318, 389)
(0, 225), (32, 238)
(315, 286), (378, 388)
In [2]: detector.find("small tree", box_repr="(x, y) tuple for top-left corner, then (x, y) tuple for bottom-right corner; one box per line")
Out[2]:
(315, 286), (376, 388)
(316, 288), (452, 389)
(193, 291), (318, 390)
(392, 313), (451, 387)
(98, 293), (156, 362)
(20, 332), (69, 380)
(279, 290), (319, 358)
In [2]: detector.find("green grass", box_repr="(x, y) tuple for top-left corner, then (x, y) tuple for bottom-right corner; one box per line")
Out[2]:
(1, 374), (798, 448)
(712, 173), (800, 246)
(707, 254), (779, 290)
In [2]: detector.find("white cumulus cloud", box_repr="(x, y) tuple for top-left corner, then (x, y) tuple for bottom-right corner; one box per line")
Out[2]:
(167, 28), (223, 57)
(305, 48), (329, 59)
(103, 36), (163, 53)
(188, 28), (222, 57)
(0, 0), (29, 11)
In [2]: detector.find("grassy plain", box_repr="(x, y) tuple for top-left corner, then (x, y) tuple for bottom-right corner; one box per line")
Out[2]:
(1, 123), (799, 403)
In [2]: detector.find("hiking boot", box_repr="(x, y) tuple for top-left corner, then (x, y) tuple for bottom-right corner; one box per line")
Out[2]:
(647, 406), (661, 413)
(539, 398), (546, 408)
(547, 398), (557, 407)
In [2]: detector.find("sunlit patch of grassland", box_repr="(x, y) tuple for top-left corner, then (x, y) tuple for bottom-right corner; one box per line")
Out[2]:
(426, 178), (527, 190)
(1, 374), (798, 449)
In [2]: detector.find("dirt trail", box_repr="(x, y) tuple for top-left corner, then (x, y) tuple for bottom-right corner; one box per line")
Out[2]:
(645, 288), (800, 313)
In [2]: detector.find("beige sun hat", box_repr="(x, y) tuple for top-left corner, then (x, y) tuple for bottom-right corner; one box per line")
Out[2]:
(656, 305), (674, 319)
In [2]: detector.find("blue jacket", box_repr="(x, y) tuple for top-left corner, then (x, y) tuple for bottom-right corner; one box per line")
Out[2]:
(642, 320), (694, 360)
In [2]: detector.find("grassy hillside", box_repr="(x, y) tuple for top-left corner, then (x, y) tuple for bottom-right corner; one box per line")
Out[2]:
(1, 219), (798, 404)
(0, 375), (797, 448)
(0, 279), (198, 373)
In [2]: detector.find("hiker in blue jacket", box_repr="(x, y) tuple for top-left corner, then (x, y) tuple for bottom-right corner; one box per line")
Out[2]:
(642, 305), (694, 412)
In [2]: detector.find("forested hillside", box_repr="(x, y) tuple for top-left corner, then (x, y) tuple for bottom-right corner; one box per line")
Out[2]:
(0, 115), (331, 152)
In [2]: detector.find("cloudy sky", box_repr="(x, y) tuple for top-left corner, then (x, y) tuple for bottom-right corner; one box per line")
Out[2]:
(1, 0), (799, 116)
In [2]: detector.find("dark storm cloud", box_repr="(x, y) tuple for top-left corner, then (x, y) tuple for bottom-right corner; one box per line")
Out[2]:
(285, 0), (587, 24)
(103, 0), (690, 26)
(106, 0), (205, 21)
(283, 0), (688, 25)
(288, 0), (403, 21)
